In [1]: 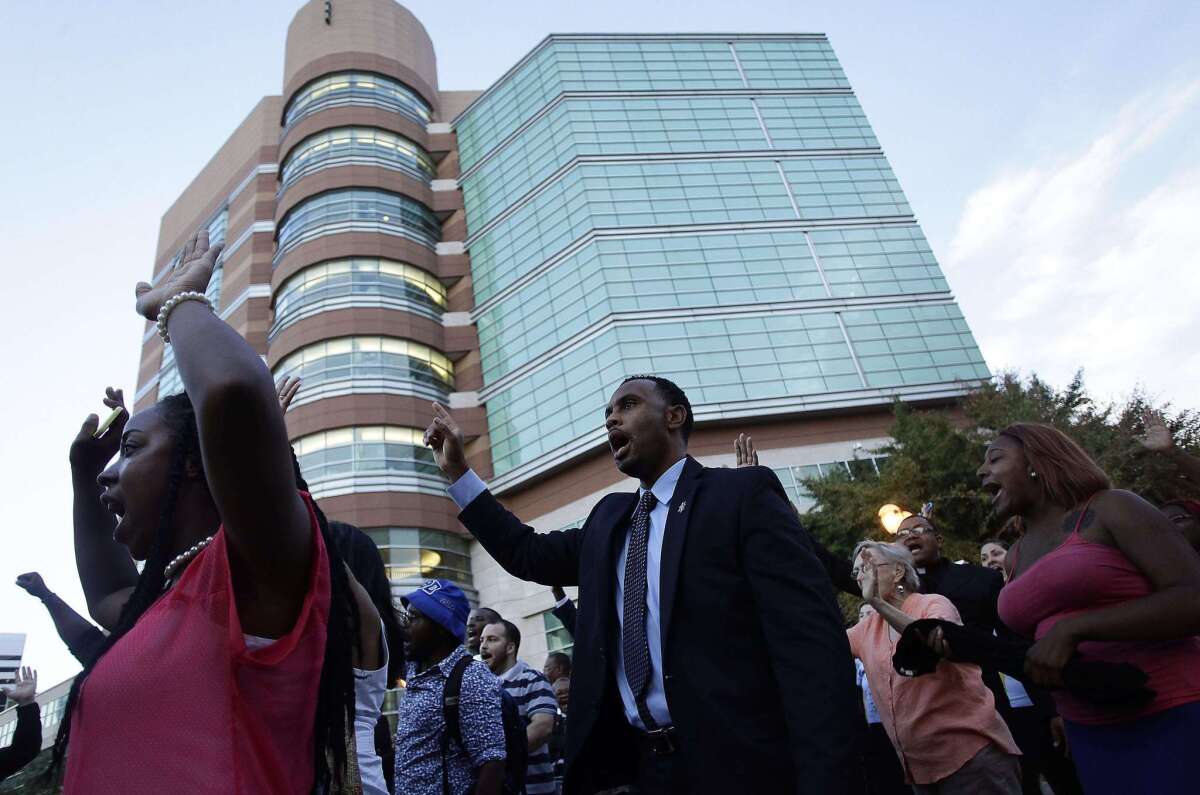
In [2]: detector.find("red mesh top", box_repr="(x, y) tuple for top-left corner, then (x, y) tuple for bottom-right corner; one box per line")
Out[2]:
(64, 495), (330, 793)
(998, 513), (1200, 725)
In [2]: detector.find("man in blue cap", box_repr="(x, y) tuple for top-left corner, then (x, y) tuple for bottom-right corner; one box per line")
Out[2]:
(394, 579), (507, 795)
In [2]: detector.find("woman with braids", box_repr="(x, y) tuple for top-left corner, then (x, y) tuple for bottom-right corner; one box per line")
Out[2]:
(977, 423), (1200, 793)
(57, 229), (373, 793)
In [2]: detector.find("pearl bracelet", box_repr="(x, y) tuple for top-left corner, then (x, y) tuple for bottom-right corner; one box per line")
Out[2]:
(156, 291), (213, 343)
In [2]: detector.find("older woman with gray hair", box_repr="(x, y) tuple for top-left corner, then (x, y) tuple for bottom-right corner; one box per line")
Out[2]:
(847, 541), (1021, 795)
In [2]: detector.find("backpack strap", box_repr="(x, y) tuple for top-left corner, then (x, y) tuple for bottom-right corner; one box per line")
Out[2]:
(441, 655), (473, 795)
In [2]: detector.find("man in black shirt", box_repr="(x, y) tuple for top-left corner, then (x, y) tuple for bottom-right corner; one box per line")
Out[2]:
(895, 516), (1006, 632)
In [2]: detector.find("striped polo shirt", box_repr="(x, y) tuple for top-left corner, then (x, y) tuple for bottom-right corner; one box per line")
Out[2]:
(498, 659), (558, 795)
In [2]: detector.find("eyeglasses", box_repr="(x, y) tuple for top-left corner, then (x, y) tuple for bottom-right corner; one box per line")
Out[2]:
(895, 525), (933, 539)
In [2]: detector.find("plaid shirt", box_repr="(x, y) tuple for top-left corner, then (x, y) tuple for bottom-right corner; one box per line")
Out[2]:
(394, 645), (506, 795)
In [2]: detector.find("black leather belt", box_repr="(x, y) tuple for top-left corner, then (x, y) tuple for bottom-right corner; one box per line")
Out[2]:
(635, 725), (679, 756)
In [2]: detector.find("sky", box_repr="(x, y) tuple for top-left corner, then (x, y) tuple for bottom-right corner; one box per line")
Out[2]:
(1, 0), (1197, 687)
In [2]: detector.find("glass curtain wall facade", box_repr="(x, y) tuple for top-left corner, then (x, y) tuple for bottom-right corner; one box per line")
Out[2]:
(454, 35), (988, 488)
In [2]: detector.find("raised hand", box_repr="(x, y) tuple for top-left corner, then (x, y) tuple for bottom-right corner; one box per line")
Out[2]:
(70, 387), (127, 474)
(15, 572), (51, 600)
(0, 666), (37, 705)
(860, 564), (879, 602)
(424, 402), (468, 481)
(276, 376), (302, 413)
(135, 229), (223, 321)
(1138, 410), (1174, 452)
(734, 433), (759, 467)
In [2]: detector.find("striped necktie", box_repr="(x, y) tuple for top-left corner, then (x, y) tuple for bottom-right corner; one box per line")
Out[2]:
(621, 489), (659, 728)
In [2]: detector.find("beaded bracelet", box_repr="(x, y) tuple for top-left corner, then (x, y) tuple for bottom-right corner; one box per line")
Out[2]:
(156, 291), (213, 343)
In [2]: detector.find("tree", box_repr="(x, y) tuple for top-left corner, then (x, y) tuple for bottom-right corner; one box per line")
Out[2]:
(802, 371), (1200, 565)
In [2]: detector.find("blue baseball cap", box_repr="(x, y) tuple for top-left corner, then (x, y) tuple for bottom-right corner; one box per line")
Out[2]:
(402, 579), (470, 642)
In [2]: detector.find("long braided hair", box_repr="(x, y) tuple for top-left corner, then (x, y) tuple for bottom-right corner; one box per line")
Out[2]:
(50, 393), (362, 792)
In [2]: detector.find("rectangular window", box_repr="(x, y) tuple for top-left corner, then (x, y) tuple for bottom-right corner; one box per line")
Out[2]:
(543, 608), (575, 656)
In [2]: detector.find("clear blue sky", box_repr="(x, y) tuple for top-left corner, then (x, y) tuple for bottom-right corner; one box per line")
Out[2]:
(2, 0), (1198, 687)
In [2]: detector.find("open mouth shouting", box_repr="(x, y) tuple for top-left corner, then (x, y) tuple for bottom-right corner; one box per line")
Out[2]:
(100, 491), (128, 541)
(608, 428), (632, 463)
(981, 480), (1003, 510)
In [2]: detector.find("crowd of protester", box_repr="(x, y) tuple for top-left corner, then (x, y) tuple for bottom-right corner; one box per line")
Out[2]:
(3, 225), (1200, 793)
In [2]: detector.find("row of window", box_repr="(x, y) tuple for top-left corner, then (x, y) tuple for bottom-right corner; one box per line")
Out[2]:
(275, 188), (440, 259)
(293, 425), (440, 482)
(272, 258), (447, 338)
(484, 305), (987, 476)
(362, 527), (474, 591)
(475, 225), (947, 385)
(0, 692), (68, 748)
(468, 156), (911, 305)
(272, 335), (455, 396)
(462, 95), (878, 230)
(284, 71), (431, 130)
(280, 126), (436, 190)
(773, 456), (890, 514)
(456, 38), (850, 170)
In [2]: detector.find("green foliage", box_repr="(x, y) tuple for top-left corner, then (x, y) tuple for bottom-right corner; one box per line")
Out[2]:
(802, 370), (1200, 556)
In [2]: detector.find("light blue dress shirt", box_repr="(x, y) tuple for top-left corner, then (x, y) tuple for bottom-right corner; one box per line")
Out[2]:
(447, 458), (687, 731)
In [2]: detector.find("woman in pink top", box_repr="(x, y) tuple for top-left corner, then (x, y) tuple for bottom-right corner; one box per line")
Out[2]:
(982, 423), (1200, 794)
(52, 229), (371, 793)
(848, 541), (1021, 794)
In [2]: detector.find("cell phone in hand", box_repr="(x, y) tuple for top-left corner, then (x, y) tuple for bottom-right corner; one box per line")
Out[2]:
(93, 406), (126, 438)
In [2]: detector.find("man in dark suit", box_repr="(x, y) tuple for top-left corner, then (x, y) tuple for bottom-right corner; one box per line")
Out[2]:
(423, 376), (857, 795)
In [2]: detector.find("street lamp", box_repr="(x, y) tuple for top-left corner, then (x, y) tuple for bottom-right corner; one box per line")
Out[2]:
(878, 504), (912, 535)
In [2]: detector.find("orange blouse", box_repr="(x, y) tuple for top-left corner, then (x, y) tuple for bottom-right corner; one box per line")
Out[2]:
(847, 593), (1018, 785)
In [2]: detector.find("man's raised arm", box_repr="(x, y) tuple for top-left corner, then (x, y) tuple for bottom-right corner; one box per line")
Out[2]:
(425, 403), (584, 585)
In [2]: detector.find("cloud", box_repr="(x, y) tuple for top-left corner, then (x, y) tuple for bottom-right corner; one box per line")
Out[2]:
(945, 80), (1200, 405)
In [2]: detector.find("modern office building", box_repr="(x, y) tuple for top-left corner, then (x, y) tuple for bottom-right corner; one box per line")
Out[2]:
(133, 0), (989, 667)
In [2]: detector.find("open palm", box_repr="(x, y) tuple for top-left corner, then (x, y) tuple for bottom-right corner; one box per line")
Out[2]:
(1138, 410), (1173, 452)
(135, 229), (223, 321)
(1, 666), (36, 705)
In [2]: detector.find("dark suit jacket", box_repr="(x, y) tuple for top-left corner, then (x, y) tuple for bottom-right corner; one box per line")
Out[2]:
(458, 456), (857, 795)
(552, 597), (578, 639)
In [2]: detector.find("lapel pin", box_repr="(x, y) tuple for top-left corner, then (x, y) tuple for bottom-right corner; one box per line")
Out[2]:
(677, 501), (686, 513)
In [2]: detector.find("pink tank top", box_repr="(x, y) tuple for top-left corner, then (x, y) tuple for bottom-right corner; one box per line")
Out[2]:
(998, 499), (1200, 725)
(64, 494), (330, 793)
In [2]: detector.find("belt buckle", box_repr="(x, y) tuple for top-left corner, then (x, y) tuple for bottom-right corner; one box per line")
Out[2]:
(645, 726), (676, 755)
